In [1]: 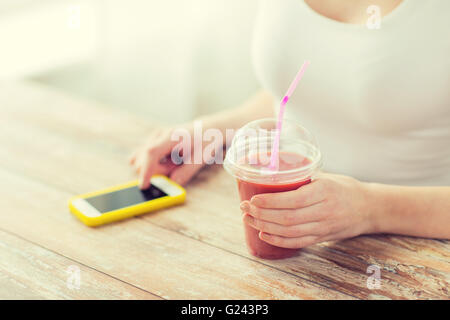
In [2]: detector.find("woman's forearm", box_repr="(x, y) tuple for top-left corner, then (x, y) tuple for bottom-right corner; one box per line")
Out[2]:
(367, 183), (450, 239)
(198, 90), (274, 134)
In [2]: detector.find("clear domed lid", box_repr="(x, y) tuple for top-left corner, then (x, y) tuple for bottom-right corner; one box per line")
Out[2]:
(224, 118), (322, 184)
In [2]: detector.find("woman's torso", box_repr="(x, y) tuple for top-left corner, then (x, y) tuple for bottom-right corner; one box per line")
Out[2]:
(252, 0), (450, 186)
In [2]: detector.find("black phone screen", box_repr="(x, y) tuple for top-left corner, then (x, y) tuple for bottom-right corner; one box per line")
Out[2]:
(85, 185), (167, 213)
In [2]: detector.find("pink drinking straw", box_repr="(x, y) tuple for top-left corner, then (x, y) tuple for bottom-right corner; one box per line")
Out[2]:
(269, 60), (310, 170)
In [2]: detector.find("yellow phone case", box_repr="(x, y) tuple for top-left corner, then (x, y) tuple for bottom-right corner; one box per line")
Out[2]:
(68, 175), (186, 227)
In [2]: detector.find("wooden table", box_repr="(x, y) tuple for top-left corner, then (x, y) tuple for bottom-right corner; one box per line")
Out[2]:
(0, 81), (448, 300)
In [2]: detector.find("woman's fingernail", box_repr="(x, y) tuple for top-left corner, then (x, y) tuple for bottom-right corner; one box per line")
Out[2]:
(139, 181), (147, 189)
(250, 196), (261, 206)
(240, 202), (249, 211)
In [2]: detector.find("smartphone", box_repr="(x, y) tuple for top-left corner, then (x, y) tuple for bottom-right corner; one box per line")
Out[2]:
(68, 175), (185, 227)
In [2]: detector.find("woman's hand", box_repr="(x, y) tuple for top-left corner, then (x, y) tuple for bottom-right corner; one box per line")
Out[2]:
(240, 173), (375, 248)
(130, 91), (274, 189)
(129, 124), (206, 189)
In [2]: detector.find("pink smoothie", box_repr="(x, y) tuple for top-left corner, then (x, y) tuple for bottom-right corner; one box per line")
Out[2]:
(237, 152), (312, 259)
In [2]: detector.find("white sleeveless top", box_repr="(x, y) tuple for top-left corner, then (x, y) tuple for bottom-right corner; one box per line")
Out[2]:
(252, 0), (450, 186)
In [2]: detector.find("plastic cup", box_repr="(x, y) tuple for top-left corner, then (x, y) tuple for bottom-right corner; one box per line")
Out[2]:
(224, 118), (321, 259)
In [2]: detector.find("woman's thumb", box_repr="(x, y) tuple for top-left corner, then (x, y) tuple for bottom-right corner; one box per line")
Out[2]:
(169, 163), (204, 186)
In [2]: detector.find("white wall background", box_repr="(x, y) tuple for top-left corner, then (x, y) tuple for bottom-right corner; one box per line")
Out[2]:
(1, 0), (261, 124)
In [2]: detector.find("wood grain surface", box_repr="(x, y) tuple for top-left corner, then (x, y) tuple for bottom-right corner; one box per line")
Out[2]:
(0, 81), (448, 299)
